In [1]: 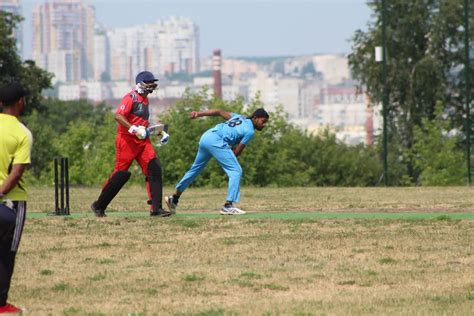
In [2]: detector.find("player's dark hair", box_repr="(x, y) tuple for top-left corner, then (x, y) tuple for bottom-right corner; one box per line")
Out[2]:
(249, 108), (269, 119)
(0, 82), (30, 107)
(1, 100), (16, 107)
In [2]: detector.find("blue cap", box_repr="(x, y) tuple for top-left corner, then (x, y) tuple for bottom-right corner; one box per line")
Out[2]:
(136, 71), (158, 84)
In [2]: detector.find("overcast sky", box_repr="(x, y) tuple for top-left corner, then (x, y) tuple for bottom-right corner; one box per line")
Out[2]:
(21, 0), (372, 59)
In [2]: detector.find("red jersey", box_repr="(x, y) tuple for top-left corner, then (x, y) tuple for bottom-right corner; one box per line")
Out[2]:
(115, 90), (150, 135)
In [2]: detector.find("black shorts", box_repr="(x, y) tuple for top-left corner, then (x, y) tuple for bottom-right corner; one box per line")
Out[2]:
(0, 201), (26, 252)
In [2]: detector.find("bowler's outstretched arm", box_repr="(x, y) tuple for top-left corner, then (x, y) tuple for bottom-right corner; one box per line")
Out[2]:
(189, 109), (232, 120)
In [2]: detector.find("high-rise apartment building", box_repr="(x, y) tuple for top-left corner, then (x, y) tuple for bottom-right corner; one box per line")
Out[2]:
(32, 0), (95, 83)
(107, 16), (199, 82)
(249, 71), (304, 119)
(157, 16), (199, 74)
(94, 24), (110, 81)
(312, 54), (350, 85)
(0, 0), (23, 57)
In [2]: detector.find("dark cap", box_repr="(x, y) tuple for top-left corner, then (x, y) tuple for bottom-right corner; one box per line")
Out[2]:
(135, 71), (158, 84)
(0, 82), (30, 105)
(251, 108), (269, 119)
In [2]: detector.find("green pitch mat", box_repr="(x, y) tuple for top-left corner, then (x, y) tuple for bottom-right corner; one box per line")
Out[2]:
(26, 211), (474, 220)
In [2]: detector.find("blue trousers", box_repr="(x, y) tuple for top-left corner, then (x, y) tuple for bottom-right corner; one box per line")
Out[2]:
(0, 201), (26, 306)
(176, 130), (242, 202)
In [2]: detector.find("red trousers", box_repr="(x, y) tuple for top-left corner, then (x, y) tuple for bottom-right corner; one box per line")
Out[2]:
(104, 133), (157, 205)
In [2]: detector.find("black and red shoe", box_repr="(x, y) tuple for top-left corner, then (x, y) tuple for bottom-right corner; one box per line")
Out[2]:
(0, 303), (23, 314)
(150, 208), (172, 217)
(91, 201), (106, 217)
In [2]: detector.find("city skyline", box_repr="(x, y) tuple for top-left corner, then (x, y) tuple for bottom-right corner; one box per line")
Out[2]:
(19, 0), (371, 59)
(2, 0), (377, 145)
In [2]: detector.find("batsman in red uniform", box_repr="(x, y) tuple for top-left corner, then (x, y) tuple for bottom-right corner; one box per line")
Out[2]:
(91, 71), (171, 217)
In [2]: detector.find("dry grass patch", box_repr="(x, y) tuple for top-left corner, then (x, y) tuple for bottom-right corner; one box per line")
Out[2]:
(27, 186), (474, 214)
(7, 186), (474, 314)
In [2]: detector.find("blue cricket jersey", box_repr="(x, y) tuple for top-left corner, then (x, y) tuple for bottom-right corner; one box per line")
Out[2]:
(210, 113), (255, 146)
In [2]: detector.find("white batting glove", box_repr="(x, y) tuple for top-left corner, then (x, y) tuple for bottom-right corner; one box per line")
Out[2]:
(128, 125), (149, 139)
(136, 126), (149, 140)
(128, 125), (139, 134)
(160, 131), (169, 144)
(157, 131), (169, 145)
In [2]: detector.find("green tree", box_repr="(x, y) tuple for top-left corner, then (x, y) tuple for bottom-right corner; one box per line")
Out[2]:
(23, 99), (112, 180)
(348, 0), (473, 184)
(157, 90), (382, 187)
(37, 98), (110, 133)
(1, 11), (52, 181)
(21, 89), (383, 187)
(53, 112), (116, 185)
(0, 11), (52, 112)
(158, 89), (242, 188)
(23, 111), (59, 180)
(408, 103), (465, 185)
(82, 113), (117, 184)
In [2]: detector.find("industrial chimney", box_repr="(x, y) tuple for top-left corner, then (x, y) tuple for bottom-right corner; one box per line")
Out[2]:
(213, 49), (222, 99)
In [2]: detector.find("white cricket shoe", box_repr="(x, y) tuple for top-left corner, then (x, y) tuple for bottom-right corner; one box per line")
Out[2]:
(220, 204), (246, 215)
(165, 195), (177, 214)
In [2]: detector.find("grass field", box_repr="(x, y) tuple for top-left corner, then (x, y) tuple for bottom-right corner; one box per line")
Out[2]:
(9, 186), (474, 315)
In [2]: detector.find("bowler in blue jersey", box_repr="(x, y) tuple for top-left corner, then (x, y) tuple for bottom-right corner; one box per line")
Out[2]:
(165, 108), (269, 215)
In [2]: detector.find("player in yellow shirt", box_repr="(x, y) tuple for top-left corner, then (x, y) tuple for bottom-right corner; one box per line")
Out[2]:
(0, 82), (32, 314)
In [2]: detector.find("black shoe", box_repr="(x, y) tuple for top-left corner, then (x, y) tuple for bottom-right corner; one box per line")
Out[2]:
(150, 208), (172, 217)
(91, 202), (106, 217)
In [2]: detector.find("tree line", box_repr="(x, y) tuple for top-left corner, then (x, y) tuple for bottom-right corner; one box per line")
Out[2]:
(348, 0), (472, 185)
(21, 92), (383, 187)
(1, 3), (470, 187)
